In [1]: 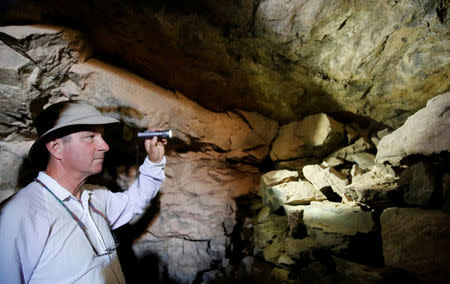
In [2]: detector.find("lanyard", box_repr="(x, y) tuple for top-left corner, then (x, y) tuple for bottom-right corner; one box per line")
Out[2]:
(34, 178), (113, 253)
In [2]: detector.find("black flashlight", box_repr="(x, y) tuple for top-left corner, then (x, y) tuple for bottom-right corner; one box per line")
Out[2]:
(137, 130), (173, 139)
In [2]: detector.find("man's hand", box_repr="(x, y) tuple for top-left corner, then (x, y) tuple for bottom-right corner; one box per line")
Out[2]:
(144, 128), (167, 163)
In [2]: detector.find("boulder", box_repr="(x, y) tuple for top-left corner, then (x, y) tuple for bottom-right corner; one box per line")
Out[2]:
(381, 207), (450, 284)
(260, 169), (299, 191)
(376, 92), (450, 166)
(284, 237), (317, 259)
(303, 201), (375, 236)
(270, 113), (345, 161)
(351, 152), (376, 170)
(303, 164), (350, 202)
(263, 180), (327, 211)
(371, 128), (391, 148)
(253, 210), (288, 257)
(263, 241), (285, 264)
(326, 137), (373, 163)
(399, 161), (436, 207)
(345, 164), (401, 207)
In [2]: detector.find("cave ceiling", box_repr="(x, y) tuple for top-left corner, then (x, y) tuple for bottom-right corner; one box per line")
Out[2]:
(1, 0), (449, 128)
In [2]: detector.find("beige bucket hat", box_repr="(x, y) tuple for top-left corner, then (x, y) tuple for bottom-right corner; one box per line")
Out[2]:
(28, 100), (119, 166)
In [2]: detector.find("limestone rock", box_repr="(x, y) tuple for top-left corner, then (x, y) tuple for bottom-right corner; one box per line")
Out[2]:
(351, 152), (376, 170)
(0, 25), (87, 141)
(260, 169), (299, 191)
(333, 257), (388, 284)
(348, 164), (398, 190)
(132, 152), (259, 282)
(327, 137), (373, 163)
(399, 161), (436, 207)
(263, 240), (285, 264)
(270, 113), (345, 161)
(253, 210), (288, 257)
(270, 267), (294, 284)
(303, 164), (350, 202)
(263, 180), (327, 211)
(306, 227), (351, 253)
(69, 59), (278, 163)
(371, 128), (392, 148)
(345, 164), (400, 207)
(284, 237), (317, 259)
(322, 156), (344, 168)
(0, 141), (35, 202)
(5, 0), (448, 128)
(381, 207), (450, 283)
(256, 207), (272, 224)
(283, 204), (308, 236)
(277, 254), (295, 266)
(303, 201), (375, 236)
(147, 152), (259, 240)
(134, 235), (212, 284)
(376, 92), (450, 166)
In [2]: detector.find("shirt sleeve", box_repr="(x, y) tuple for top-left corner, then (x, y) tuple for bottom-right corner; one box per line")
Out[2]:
(0, 202), (49, 284)
(103, 156), (166, 229)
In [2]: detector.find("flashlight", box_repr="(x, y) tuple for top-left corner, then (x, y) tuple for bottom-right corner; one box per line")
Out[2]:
(137, 130), (173, 139)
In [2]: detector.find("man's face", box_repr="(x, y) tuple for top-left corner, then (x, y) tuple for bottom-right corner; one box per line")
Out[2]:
(59, 126), (109, 177)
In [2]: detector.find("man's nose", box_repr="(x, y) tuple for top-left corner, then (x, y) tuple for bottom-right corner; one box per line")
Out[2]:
(97, 136), (110, 152)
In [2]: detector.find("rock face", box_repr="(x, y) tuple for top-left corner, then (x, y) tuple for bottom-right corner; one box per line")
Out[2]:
(303, 201), (375, 236)
(381, 207), (450, 284)
(270, 113), (345, 161)
(0, 9), (449, 284)
(376, 92), (450, 166)
(1, 0), (449, 128)
(0, 25), (271, 284)
(252, 94), (450, 283)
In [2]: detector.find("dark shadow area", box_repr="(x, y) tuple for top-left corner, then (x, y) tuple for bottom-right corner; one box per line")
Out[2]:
(114, 194), (178, 284)
(16, 156), (39, 189)
(226, 193), (262, 264)
(328, 110), (391, 134)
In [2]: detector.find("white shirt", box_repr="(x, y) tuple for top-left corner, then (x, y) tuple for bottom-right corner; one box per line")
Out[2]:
(0, 156), (166, 284)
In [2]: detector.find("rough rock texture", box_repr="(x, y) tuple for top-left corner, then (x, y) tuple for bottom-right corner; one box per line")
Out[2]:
(303, 164), (350, 202)
(0, 25), (269, 283)
(1, 2), (449, 282)
(1, 0), (449, 128)
(376, 92), (450, 165)
(303, 201), (375, 236)
(263, 180), (327, 210)
(270, 113), (345, 161)
(399, 161), (436, 206)
(381, 207), (450, 284)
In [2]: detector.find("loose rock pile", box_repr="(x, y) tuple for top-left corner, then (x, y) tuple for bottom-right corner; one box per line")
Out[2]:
(201, 93), (450, 284)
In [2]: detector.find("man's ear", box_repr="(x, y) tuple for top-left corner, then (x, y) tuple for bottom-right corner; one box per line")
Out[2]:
(45, 139), (63, 160)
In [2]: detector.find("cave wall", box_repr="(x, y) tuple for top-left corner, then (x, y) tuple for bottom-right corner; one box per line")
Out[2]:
(1, 0), (449, 128)
(0, 25), (280, 283)
(0, 0), (450, 283)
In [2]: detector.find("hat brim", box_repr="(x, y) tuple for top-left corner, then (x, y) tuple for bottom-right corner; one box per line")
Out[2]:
(28, 115), (119, 168)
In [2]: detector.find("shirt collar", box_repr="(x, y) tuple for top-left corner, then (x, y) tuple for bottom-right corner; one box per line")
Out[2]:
(37, 171), (76, 201)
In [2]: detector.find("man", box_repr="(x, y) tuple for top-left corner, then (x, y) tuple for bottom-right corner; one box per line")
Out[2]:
(0, 100), (167, 283)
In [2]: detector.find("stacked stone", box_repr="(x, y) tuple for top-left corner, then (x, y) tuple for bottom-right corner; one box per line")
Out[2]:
(251, 93), (450, 284)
